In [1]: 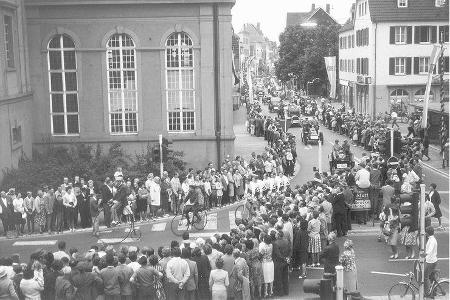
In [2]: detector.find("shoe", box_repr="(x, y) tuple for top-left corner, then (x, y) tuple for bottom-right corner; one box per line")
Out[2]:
(390, 255), (395, 259)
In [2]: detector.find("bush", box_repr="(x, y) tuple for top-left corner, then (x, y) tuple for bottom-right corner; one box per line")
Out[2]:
(1, 142), (186, 194)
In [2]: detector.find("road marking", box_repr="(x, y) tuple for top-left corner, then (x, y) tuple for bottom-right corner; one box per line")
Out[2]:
(124, 227), (139, 233)
(422, 163), (450, 178)
(306, 266), (324, 270)
(98, 238), (135, 244)
(151, 223), (166, 232)
(371, 271), (407, 276)
(229, 211), (237, 229)
(204, 213), (217, 230)
(13, 240), (57, 246)
(389, 257), (449, 262)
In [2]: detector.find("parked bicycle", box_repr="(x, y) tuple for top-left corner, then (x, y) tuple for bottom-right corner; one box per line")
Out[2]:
(388, 269), (449, 300)
(170, 205), (208, 236)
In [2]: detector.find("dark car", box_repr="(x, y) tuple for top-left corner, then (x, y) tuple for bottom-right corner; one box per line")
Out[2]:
(269, 99), (281, 113)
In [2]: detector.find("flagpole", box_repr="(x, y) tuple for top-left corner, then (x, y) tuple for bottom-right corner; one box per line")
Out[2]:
(422, 46), (442, 136)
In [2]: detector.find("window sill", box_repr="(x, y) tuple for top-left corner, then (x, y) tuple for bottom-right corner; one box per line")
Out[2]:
(394, 42), (407, 45)
(110, 132), (138, 136)
(52, 134), (80, 137)
(393, 74), (406, 76)
(419, 42), (431, 45)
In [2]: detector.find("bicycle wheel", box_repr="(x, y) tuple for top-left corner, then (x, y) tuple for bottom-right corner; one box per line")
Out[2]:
(170, 214), (189, 236)
(97, 223), (128, 245)
(193, 210), (208, 231)
(128, 228), (142, 241)
(432, 280), (449, 300)
(388, 283), (415, 300)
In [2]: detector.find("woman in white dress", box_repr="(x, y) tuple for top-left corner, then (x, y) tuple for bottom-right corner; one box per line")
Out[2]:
(258, 233), (274, 297)
(209, 257), (229, 300)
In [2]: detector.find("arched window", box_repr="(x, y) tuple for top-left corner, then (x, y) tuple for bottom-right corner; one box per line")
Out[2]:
(106, 33), (137, 134)
(48, 34), (79, 135)
(165, 32), (195, 132)
(414, 88), (434, 102)
(390, 89), (409, 104)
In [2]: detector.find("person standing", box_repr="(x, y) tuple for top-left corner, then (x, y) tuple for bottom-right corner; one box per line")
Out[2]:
(320, 232), (340, 274)
(429, 183), (443, 230)
(369, 164), (382, 218)
(116, 254), (134, 300)
(387, 207), (400, 259)
(332, 187), (348, 237)
(90, 194), (101, 237)
(23, 192), (35, 234)
(149, 177), (161, 219)
(63, 186), (77, 232)
(166, 247), (190, 300)
(209, 257), (229, 300)
(100, 178), (114, 228)
(182, 248), (198, 300)
(99, 254), (121, 300)
(339, 239), (357, 294)
(272, 231), (290, 297)
(424, 226), (438, 296)
(44, 189), (55, 234)
(0, 191), (11, 237)
(259, 234), (274, 297)
(293, 219), (309, 279)
(380, 180), (395, 209)
(191, 247), (211, 300)
(442, 140), (449, 169)
(34, 190), (47, 234)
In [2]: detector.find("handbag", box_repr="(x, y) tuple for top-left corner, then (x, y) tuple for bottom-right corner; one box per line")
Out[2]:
(382, 223), (392, 236)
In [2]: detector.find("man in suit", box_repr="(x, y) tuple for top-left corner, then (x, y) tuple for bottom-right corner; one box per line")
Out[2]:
(273, 230), (291, 296)
(320, 232), (340, 274)
(0, 191), (10, 236)
(100, 178), (114, 228)
(429, 183), (443, 229)
(332, 186), (348, 237)
(44, 189), (56, 234)
(113, 176), (129, 225)
(181, 248), (198, 300)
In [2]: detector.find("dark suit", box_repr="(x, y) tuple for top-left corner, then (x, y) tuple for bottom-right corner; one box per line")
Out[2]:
(320, 242), (340, 274)
(273, 238), (290, 296)
(100, 184), (113, 227)
(332, 192), (347, 236)
(0, 197), (10, 235)
(430, 191), (442, 219)
(114, 184), (129, 220)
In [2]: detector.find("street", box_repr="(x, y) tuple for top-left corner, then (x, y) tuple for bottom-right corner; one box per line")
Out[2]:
(1, 106), (448, 299)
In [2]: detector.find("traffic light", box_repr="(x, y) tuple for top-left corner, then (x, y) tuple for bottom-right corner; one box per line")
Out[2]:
(399, 191), (419, 231)
(152, 146), (160, 162)
(161, 137), (173, 162)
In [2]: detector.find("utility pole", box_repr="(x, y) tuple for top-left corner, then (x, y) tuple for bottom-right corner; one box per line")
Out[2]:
(419, 183), (426, 300)
(439, 32), (447, 152)
(159, 134), (163, 179)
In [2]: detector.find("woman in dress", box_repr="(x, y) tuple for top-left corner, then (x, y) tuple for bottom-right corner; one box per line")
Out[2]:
(34, 193), (47, 234)
(191, 247), (211, 300)
(258, 233), (274, 297)
(340, 239), (358, 294)
(400, 223), (417, 259)
(233, 170), (244, 201)
(245, 239), (263, 299)
(307, 211), (322, 266)
(13, 193), (26, 236)
(387, 207), (400, 259)
(137, 181), (149, 222)
(209, 257), (229, 300)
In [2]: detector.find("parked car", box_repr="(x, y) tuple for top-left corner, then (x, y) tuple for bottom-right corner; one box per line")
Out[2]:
(269, 98), (281, 113)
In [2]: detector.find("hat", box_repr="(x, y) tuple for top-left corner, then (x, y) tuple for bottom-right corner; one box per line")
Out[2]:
(0, 267), (6, 278)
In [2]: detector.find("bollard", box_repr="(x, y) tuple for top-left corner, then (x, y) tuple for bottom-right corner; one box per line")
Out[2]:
(336, 265), (344, 300)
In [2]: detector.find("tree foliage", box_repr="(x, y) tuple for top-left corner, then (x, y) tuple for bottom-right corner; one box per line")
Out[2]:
(1, 143), (186, 193)
(276, 24), (340, 90)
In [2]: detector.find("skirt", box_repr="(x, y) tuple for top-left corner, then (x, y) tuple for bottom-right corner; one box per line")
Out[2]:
(136, 196), (147, 213)
(343, 269), (358, 293)
(400, 227), (417, 246)
(308, 235), (322, 254)
(388, 228), (399, 246)
(35, 210), (46, 226)
(261, 261), (274, 283)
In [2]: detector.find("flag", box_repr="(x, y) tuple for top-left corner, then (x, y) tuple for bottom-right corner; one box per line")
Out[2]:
(324, 56), (337, 99)
(422, 46), (443, 129)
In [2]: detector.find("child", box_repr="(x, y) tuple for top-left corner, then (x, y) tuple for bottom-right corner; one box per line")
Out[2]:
(378, 206), (389, 243)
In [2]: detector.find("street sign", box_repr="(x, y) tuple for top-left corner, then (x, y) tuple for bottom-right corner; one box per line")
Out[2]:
(350, 190), (371, 211)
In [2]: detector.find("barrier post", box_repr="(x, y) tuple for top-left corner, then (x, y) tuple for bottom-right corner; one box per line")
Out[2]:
(159, 134), (163, 179)
(390, 126), (394, 157)
(419, 183), (426, 300)
(318, 139), (323, 173)
(336, 265), (344, 300)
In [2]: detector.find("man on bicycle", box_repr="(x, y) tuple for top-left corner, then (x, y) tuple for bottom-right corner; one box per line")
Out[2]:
(183, 185), (201, 227)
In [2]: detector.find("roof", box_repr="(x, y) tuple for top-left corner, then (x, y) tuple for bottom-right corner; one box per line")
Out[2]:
(339, 19), (354, 33)
(368, 0), (448, 22)
(286, 7), (338, 28)
(26, 0), (236, 5)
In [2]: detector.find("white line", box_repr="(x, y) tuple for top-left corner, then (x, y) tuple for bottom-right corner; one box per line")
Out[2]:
(189, 232), (227, 238)
(389, 257), (449, 262)
(13, 240), (58, 246)
(124, 227), (139, 233)
(371, 271), (407, 276)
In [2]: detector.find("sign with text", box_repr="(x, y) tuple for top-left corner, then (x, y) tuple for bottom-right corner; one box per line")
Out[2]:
(324, 56), (336, 99)
(350, 190), (371, 211)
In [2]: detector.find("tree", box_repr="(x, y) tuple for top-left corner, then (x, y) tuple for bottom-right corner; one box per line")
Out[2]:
(276, 24), (340, 92)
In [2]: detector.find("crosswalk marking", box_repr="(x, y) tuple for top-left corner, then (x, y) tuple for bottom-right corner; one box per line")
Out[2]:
(204, 213), (217, 230)
(152, 223), (166, 232)
(13, 240), (57, 246)
(229, 211), (237, 229)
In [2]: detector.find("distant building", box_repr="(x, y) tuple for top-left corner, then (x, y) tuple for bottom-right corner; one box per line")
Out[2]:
(0, 0), (33, 183)
(286, 3), (338, 28)
(339, 0), (449, 141)
(24, 0), (236, 170)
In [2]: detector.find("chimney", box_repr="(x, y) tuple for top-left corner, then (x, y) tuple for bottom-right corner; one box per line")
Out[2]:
(257, 22), (260, 31)
(311, 3), (316, 11)
(326, 4), (330, 14)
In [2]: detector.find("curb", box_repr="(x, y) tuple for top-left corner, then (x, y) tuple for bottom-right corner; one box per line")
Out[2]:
(421, 161), (450, 178)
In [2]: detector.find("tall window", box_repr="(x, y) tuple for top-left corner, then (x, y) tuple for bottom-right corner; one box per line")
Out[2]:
(166, 32), (195, 132)
(4, 15), (14, 68)
(106, 34), (138, 134)
(48, 34), (79, 135)
(420, 26), (431, 43)
(395, 26), (407, 44)
(398, 0), (408, 7)
(419, 57), (430, 74)
(395, 57), (406, 75)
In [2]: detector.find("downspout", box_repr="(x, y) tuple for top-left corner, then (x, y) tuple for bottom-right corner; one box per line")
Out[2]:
(373, 23), (377, 118)
(213, 4), (222, 168)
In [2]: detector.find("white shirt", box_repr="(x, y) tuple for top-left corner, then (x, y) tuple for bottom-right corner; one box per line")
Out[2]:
(166, 256), (190, 284)
(128, 261), (141, 273)
(355, 168), (371, 189)
(53, 250), (70, 261)
(0, 197), (7, 214)
(425, 235), (438, 264)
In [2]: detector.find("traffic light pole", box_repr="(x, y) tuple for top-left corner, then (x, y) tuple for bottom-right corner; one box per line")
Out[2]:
(390, 126), (394, 157)
(159, 134), (163, 179)
(419, 183), (426, 300)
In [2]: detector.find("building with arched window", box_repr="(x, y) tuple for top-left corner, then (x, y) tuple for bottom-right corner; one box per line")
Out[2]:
(25, 0), (236, 168)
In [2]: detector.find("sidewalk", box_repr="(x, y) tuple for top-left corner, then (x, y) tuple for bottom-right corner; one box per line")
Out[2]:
(233, 107), (268, 160)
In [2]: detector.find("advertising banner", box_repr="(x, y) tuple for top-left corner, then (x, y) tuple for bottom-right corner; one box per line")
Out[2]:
(324, 56), (336, 99)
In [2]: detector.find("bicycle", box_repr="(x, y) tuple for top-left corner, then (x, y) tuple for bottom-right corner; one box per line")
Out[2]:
(388, 269), (449, 300)
(96, 204), (142, 244)
(170, 205), (208, 236)
(235, 196), (256, 226)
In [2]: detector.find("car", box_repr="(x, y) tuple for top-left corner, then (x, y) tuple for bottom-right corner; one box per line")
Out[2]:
(291, 115), (301, 127)
(330, 150), (354, 172)
(269, 99), (281, 113)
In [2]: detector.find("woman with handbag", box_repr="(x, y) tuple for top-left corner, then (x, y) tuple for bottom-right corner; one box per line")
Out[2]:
(387, 207), (400, 259)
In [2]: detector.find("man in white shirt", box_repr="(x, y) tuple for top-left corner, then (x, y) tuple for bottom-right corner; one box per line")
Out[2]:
(355, 165), (371, 189)
(53, 240), (70, 261)
(424, 226), (438, 295)
(166, 247), (190, 299)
